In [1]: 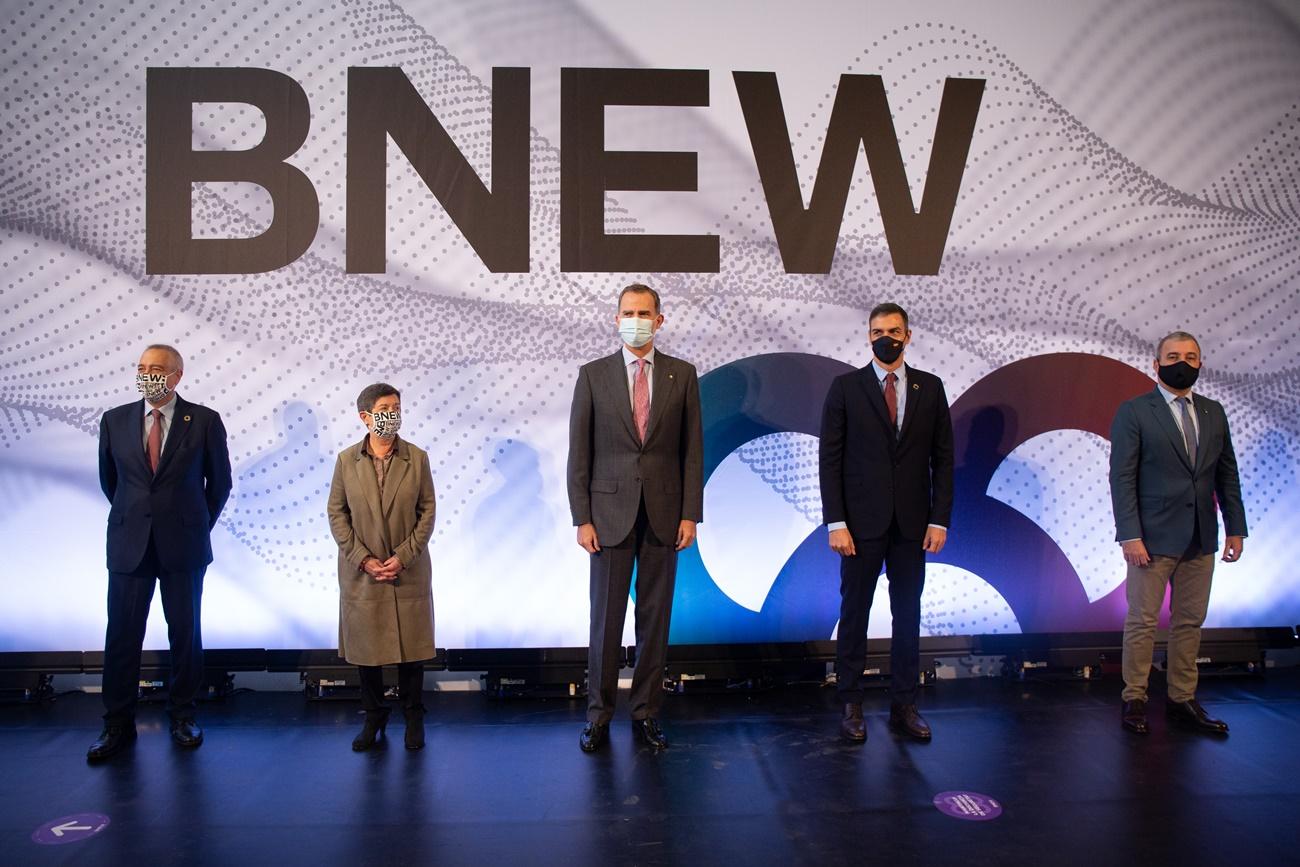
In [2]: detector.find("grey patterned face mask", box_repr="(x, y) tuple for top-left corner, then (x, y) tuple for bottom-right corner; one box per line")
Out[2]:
(368, 410), (401, 439)
(136, 372), (172, 401)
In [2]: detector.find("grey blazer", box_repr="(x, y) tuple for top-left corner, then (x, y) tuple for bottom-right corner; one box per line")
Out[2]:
(1109, 387), (1247, 557)
(567, 349), (704, 547)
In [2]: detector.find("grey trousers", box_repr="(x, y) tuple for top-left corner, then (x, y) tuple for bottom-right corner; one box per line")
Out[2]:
(587, 502), (677, 724)
(1121, 552), (1215, 703)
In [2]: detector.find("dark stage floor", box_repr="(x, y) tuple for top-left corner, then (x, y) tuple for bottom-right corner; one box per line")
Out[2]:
(3, 670), (1299, 866)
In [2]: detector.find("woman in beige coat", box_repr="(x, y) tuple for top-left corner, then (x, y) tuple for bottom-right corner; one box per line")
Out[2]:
(327, 383), (436, 751)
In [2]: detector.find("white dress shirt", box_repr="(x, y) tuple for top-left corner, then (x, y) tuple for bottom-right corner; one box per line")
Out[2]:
(1157, 383), (1200, 443)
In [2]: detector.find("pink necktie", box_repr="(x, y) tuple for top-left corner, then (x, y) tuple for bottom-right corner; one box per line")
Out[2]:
(147, 409), (163, 473)
(633, 359), (650, 443)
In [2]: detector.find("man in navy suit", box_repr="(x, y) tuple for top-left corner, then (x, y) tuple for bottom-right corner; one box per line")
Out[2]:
(820, 303), (954, 743)
(88, 344), (232, 761)
(1110, 331), (1247, 736)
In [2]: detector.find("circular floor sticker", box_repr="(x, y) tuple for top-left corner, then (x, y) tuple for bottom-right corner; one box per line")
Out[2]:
(933, 791), (1002, 821)
(32, 813), (111, 845)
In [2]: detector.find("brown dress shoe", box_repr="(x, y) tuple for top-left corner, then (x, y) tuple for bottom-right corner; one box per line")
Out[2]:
(840, 703), (866, 742)
(1121, 699), (1149, 734)
(888, 703), (932, 741)
(1167, 699), (1228, 734)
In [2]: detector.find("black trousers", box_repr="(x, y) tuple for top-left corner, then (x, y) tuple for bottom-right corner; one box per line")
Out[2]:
(587, 498), (678, 724)
(835, 518), (925, 705)
(102, 535), (206, 725)
(357, 662), (425, 717)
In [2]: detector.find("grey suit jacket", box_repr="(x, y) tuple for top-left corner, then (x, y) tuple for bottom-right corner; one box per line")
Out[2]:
(567, 349), (704, 547)
(1109, 387), (1248, 557)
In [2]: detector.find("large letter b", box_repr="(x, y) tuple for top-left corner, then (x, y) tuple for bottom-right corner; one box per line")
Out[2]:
(146, 68), (318, 274)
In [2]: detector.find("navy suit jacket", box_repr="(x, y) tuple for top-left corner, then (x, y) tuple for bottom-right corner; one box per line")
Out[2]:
(1109, 387), (1247, 557)
(98, 395), (233, 573)
(819, 364), (954, 540)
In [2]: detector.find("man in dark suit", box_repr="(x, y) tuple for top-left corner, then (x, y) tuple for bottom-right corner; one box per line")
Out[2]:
(819, 303), (953, 743)
(88, 344), (232, 761)
(568, 283), (703, 753)
(1110, 331), (1247, 736)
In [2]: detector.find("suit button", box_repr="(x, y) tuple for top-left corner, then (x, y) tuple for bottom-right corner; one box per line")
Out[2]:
(144, 514), (151, 519)
(1186, 503), (1194, 508)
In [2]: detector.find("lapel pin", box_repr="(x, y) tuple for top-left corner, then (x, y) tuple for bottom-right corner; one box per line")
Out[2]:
(183, 415), (191, 422)
(911, 383), (919, 390)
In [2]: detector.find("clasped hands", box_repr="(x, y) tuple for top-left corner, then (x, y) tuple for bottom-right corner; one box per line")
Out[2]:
(362, 555), (405, 582)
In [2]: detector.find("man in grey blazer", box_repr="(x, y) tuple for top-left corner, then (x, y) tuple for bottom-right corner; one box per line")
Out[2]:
(568, 283), (703, 752)
(1110, 331), (1247, 736)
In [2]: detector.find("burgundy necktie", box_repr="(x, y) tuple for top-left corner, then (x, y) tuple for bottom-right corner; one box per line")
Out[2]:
(633, 359), (650, 443)
(147, 408), (163, 473)
(884, 372), (898, 429)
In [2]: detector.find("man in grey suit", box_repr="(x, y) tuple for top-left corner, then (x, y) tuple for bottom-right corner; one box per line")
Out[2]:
(1110, 331), (1247, 736)
(568, 283), (704, 752)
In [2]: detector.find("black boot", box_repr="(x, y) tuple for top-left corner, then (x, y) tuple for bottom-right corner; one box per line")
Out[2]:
(403, 705), (426, 751)
(352, 709), (390, 752)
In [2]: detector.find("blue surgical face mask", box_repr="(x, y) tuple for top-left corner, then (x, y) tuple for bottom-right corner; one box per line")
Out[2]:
(619, 317), (656, 349)
(368, 410), (401, 439)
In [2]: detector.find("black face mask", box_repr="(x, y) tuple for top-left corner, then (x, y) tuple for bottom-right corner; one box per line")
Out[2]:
(872, 334), (905, 365)
(1157, 360), (1200, 391)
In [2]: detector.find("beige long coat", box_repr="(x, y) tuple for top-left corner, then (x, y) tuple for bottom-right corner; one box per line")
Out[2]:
(327, 436), (436, 666)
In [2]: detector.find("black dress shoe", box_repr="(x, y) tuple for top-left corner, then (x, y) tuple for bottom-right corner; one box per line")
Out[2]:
(87, 725), (137, 762)
(1121, 699), (1149, 734)
(888, 703), (932, 741)
(403, 706), (426, 751)
(579, 721), (608, 753)
(1167, 699), (1228, 734)
(352, 712), (390, 751)
(840, 703), (866, 743)
(169, 717), (204, 749)
(633, 718), (669, 750)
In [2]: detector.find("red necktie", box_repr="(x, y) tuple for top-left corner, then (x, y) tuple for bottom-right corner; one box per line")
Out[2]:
(633, 359), (650, 443)
(147, 409), (163, 473)
(884, 372), (898, 429)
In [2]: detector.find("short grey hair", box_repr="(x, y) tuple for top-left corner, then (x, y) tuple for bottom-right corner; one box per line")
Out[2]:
(1155, 331), (1201, 359)
(145, 343), (184, 371)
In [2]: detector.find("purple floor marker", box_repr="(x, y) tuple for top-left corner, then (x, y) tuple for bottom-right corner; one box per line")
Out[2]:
(31, 813), (110, 845)
(933, 791), (1003, 821)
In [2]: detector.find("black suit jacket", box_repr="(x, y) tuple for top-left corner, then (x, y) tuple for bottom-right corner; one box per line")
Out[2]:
(819, 364), (954, 540)
(1109, 387), (1247, 557)
(98, 395), (233, 573)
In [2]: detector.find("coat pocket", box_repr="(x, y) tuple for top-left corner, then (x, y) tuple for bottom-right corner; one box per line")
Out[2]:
(590, 479), (618, 494)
